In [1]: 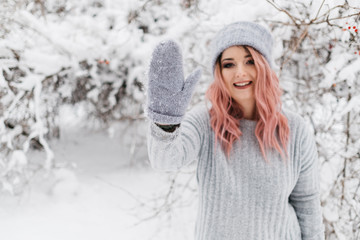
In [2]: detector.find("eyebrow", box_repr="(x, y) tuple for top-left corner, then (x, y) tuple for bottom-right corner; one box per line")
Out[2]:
(221, 55), (252, 62)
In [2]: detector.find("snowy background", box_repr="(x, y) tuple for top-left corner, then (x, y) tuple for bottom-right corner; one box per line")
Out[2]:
(0, 0), (360, 239)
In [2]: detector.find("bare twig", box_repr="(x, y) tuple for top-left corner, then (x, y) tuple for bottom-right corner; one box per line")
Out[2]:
(131, 174), (178, 227)
(94, 176), (146, 206)
(306, 34), (323, 65)
(280, 25), (309, 72)
(265, 0), (299, 26)
(312, 4), (360, 23)
(312, 12), (360, 25)
(314, 0), (326, 21)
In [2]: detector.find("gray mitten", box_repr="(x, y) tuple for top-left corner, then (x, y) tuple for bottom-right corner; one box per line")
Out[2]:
(147, 40), (202, 124)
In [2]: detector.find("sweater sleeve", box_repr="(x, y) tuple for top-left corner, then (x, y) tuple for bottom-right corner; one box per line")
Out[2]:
(147, 105), (207, 171)
(289, 119), (325, 240)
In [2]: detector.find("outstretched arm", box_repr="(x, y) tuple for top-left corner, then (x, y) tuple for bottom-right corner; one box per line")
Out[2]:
(147, 105), (207, 171)
(145, 40), (203, 171)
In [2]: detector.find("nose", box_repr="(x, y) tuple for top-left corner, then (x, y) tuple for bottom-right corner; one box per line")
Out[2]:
(235, 64), (247, 78)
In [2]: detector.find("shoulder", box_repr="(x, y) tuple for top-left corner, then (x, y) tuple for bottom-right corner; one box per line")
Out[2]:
(281, 108), (314, 142)
(281, 108), (308, 131)
(183, 102), (211, 130)
(186, 102), (211, 121)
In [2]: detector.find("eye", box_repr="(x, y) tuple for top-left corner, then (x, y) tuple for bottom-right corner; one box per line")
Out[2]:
(246, 59), (255, 65)
(222, 63), (234, 68)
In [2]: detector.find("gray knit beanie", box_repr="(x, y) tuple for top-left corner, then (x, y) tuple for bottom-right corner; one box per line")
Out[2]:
(211, 21), (274, 72)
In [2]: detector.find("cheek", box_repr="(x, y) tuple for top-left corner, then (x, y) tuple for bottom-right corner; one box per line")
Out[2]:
(221, 70), (233, 84)
(251, 69), (257, 80)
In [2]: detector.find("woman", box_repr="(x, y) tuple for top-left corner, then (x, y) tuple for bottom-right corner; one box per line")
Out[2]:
(146, 21), (324, 240)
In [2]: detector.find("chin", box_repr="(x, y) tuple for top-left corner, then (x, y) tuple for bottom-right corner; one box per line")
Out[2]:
(233, 97), (255, 105)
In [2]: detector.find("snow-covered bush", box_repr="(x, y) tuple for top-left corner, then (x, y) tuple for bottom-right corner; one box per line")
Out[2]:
(0, 0), (152, 194)
(0, 0), (209, 195)
(265, 1), (360, 238)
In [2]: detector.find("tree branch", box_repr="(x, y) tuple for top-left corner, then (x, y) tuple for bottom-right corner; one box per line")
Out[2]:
(265, 0), (300, 26)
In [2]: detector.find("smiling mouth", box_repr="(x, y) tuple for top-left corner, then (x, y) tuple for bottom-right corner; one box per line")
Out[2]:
(233, 81), (252, 88)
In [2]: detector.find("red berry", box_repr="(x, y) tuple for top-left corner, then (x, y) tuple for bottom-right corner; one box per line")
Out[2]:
(348, 26), (351, 29)
(356, 29), (358, 33)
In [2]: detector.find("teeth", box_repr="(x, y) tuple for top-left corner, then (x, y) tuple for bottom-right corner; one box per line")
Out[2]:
(234, 81), (251, 87)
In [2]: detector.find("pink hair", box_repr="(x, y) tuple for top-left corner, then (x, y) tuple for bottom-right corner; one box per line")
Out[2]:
(205, 46), (289, 163)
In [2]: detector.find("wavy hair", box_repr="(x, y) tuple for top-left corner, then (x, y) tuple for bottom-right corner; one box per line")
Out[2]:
(205, 46), (289, 163)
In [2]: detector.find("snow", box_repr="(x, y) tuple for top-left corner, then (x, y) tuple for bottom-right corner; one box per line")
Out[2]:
(0, 123), (197, 240)
(338, 95), (360, 119)
(22, 49), (70, 76)
(8, 150), (28, 172)
(14, 74), (43, 91)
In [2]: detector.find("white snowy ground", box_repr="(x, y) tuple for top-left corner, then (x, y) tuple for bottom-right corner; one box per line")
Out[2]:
(0, 110), (198, 240)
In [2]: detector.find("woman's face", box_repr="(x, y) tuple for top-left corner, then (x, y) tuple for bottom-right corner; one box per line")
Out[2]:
(220, 46), (257, 107)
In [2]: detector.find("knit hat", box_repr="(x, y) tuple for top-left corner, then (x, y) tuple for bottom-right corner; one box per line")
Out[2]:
(211, 21), (274, 72)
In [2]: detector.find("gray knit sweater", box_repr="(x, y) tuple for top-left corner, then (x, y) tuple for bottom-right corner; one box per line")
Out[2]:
(147, 103), (325, 240)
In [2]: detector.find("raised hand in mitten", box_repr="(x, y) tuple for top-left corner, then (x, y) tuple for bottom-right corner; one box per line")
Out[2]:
(147, 40), (202, 125)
